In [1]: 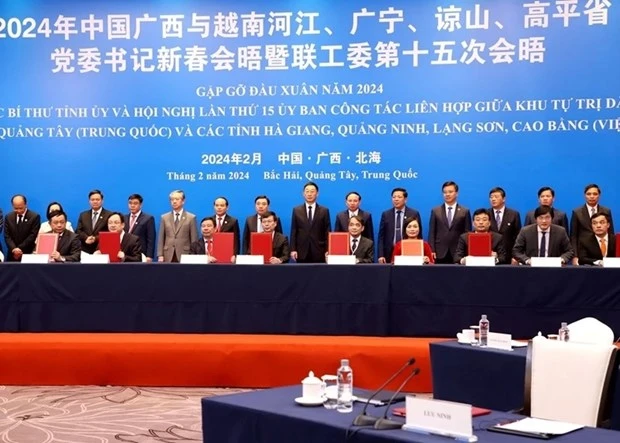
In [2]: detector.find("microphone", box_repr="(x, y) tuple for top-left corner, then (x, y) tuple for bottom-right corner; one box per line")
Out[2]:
(352, 357), (415, 426)
(374, 367), (421, 430)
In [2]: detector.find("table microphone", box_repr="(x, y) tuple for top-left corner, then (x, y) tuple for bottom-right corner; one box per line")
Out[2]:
(374, 367), (421, 430)
(352, 357), (415, 426)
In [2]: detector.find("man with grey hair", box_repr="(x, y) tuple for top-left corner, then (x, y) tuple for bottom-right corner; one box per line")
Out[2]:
(157, 190), (198, 262)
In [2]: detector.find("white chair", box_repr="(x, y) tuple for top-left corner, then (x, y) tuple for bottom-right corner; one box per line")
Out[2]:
(524, 336), (618, 427)
(0, 249), (4, 262)
(567, 317), (615, 345)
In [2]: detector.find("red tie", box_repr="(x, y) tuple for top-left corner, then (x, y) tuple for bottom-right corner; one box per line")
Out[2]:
(217, 217), (223, 232)
(129, 214), (137, 232)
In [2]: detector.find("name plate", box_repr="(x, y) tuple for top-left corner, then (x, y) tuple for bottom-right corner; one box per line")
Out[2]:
(326, 255), (356, 265)
(465, 256), (495, 267)
(235, 255), (264, 265)
(487, 332), (513, 351)
(21, 254), (50, 264)
(394, 255), (424, 266)
(179, 254), (209, 264)
(81, 253), (110, 264)
(603, 258), (620, 268)
(530, 257), (562, 268)
(403, 396), (477, 442)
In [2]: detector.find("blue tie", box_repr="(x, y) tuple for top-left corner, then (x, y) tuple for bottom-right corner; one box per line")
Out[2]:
(395, 210), (403, 243)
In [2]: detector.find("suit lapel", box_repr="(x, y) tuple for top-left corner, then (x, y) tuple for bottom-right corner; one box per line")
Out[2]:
(439, 206), (449, 229)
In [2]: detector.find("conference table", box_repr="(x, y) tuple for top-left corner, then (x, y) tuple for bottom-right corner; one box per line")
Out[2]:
(201, 385), (620, 443)
(1, 263), (620, 336)
(430, 341), (620, 430)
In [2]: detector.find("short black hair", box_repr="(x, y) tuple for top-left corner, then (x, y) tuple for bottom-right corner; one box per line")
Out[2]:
(46, 201), (64, 218)
(304, 182), (319, 192)
(345, 191), (361, 200)
(89, 189), (104, 199)
(48, 210), (66, 221)
(391, 187), (408, 198)
(403, 218), (421, 239)
(349, 214), (365, 227)
(534, 205), (554, 219)
(262, 211), (278, 223)
(442, 181), (459, 192)
(591, 212), (611, 223)
(584, 183), (601, 194)
(489, 187), (505, 198)
(214, 196), (229, 206)
(473, 208), (489, 218)
(537, 187), (555, 198)
(108, 212), (125, 224)
(128, 194), (143, 203)
(11, 194), (27, 204)
(255, 195), (270, 205)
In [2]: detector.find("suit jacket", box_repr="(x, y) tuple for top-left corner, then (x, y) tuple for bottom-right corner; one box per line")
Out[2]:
(570, 205), (614, 256)
(290, 203), (331, 263)
(190, 237), (209, 255)
(428, 204), (472, 259)
(242, 214), (283, 254)
(378, 206), (422, 261)
(512, 224), (574, 264)
(124, 212), (156, 259)
(334, 209), (374, 242)
(157, 210), (198, 262)
(120, 233), (143, 262)
(524, 208), (569, 231)
(76, 208), (113, 254)
(578, 233), (617, 265)
(55, 230), (81, 262)
(213, 214), (240, 255)
(453, 231), (507, 265)
(271, 232), (290, 263)
(4, 209), (41, 261)
(487, 207), (521, 264)
(352, 236), (374, 263)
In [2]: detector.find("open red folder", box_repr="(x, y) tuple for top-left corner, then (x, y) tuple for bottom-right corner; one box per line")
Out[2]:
(99, 232), (121, 262)
(251, 232), (272, 263)
(401, 239), (424, 256)
(36, 233), (58, 255)
(212, 232), (234, 263)
(468, 232), (492, 256)
(328, 232), (350, 255)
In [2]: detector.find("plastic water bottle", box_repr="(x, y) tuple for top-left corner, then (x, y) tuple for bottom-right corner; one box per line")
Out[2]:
(479, 315), (489, 347)
(336, 359), (353, 413)
(559, 322), (570, 342)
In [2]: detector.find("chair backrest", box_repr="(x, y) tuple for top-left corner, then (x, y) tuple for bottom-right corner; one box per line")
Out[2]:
(568, 318), (615, 345)
(524, 336), (618, 427)
(0, 249), (4, 262)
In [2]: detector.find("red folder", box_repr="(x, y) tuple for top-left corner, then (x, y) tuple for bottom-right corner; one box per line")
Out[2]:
(36, 233), (58, 255)
(251, 232), (272, 264)
(468, 233), (492, 256)
(212, 232), (234, 263)
(392, 406), (491, 417)
(616, 234), (620, 257)
(99, 232), (121, 262)
(401, 239), (423, 256)
(329, 232), (350, 255)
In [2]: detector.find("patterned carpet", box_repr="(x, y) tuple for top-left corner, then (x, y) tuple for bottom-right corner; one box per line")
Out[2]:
(0, 385), (249, 443)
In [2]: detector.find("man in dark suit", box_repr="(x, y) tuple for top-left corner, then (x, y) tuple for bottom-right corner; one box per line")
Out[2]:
(47, 210), (81, 262)
(348, 215), (374, 263)
(377, 187), (422, 263)
(290, 182), (331, 263)
(454, 208), (507, 265)
(429, 181), (471, 264)
(190, 217), (217, 262)
(524, 186), (569, 231)
(334, 191), (374, 242)
(95, 212), (142, 262)
(578, 212), (616, 266)
(242, 195), (282, 254)
(570, 184), (614, 265)
(212, 196), (241, 255)
(76, 189), (112, 254)
(125, 193), (156, 261)
(3, 194), (41, 261)
(513, 206), (574, 265)
(260, 211), (289, 264)
(487, 187), (521, 264)
(0, 206), (4, 259)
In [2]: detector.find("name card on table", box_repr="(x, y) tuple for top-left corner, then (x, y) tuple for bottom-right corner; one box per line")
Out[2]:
(179, 255), (209, 264)
(465, 256), (496, 267)
(326, 255), (356, 265)
(21, 254), (50, 264)
(394, 255), (425, 266)
(530, 257), (562, 268)
(236, 255), (264, 265)
(487, 332), (513, 351)
(81, 253), (110, 264)
(603, 258), (620, 268)
(402, 396), (478, 442)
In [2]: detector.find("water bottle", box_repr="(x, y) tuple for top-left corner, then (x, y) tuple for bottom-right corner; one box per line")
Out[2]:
(479, 315), (489, 347)
(336, 359), (353, 413)
(559, 322), (570, 342)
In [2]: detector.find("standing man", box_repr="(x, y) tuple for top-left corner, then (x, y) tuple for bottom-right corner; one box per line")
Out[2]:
(578, 212), (616, 266)
(524, 186), (569, 230)
(570, 184), (614, 265)
(76, 189), (112, 254)
(3, 194), (41, 261)
(124, 193), (156, 261)
(428, 181), (471, 264)
(0, 206), (4, 260)
(487, 187), (521, 264)
(377, 187), (422, 264)
(212, 196), (241, 255)
(157, 190), (198, 262)
(334, 191), (374, 241)
(242, 195), (282, 254)
(290, 182), (331, 263)
(47, 210), (81, 263)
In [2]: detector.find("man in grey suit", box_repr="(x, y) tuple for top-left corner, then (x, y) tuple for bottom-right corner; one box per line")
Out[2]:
(513, 206), (574, 265)
(524, 186), (569, 230)
(157, 190), (198, 262)
(428, 181), (471, 264)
